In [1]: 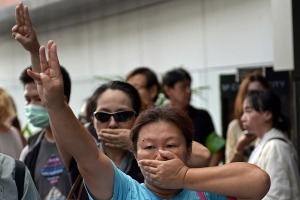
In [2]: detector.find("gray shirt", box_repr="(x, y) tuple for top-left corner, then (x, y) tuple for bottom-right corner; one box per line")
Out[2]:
(0, 153), (40, 200)
(34, 137), (71, 199)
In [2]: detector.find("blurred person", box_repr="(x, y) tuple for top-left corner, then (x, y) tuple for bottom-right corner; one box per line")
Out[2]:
(0, 153), (40, 199)
(162, 68), (224, 166)
(9, 95), (28, 147)
(232, 90), (300, 199)
(78, 100), (89, 125)
(225, 71), (271, 163)
(126, 67), (160, 110)
(0, 87), (23, 159)
(27, 44), (270, 199)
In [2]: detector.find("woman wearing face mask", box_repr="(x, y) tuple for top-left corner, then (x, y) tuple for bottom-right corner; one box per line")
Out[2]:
(236, 90), (300, 199)
(28, 41), (271, 200)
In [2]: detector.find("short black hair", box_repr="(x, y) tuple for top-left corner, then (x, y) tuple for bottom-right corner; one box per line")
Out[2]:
(162, 68), (191, 98)
(245, 90), (290, 135)
(19, 66), (71, 103)
(126, 67), (160, 102)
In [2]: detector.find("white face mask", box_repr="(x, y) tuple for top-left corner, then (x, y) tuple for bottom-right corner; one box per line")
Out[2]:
(25, 104), (50, 128)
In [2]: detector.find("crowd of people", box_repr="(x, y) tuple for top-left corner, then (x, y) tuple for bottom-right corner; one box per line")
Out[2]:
(0, 1), (299, 200)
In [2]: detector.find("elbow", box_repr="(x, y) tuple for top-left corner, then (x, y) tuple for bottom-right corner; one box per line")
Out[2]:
(254, 169), (271, 200)
(260, 170), (271, 198)
(203, 148), (211, 166)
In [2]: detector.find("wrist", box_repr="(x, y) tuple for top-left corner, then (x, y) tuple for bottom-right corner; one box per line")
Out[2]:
(30, 47), (40, 55)
(182, 166), (190, 189)
(233, 148), (243, 157)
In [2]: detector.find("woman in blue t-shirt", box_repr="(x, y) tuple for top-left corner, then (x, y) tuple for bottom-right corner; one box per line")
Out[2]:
(27, 40), (270, 200)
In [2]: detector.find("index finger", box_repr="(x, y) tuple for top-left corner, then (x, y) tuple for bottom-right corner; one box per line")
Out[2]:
(138, 159), (160, 168)
(101, 129), (122, 135)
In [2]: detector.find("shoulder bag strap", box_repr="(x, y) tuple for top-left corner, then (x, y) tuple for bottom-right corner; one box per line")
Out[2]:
(67, 173), (83, 200)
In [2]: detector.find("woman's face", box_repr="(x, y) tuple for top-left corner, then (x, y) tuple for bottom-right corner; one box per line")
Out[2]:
(93, 89), (136, 131)
(241, 98), (269, 136)
(135, 121), (189, 164)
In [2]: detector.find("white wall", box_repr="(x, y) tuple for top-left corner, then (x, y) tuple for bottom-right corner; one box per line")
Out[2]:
(0, 0), (273, 136)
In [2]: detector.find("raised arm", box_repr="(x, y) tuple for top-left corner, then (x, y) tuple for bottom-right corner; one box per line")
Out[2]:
(139, 150), (270, 200)
(27, 41), (115, 199)
(12, 2), (40, 72)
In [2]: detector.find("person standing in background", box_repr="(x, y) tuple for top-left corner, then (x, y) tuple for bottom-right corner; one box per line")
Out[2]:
(126, 67), (160, 110)
(162, 68), (225, 166)
(0, 87), (23, 159)
(225, 71), (270, 163)
(232, 90), (300, 199)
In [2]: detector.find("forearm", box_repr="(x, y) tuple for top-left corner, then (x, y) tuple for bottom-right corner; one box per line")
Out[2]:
(184, 162), (270, 200)
(53, 132), (72, 170)
(30, 51), (41, 73)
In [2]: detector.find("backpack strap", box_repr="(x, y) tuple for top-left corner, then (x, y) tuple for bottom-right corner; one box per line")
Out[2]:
(15, 160), (25, 200)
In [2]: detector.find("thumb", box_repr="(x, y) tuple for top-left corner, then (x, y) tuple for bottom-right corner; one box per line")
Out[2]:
(14, 33), (27, 44)
(159, 150), (177, 160)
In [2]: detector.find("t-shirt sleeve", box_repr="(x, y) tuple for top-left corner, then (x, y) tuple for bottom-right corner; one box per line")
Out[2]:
(111, 160), (141, 200)
(84, 159), (140, 200)
(204, 192), (232, 200)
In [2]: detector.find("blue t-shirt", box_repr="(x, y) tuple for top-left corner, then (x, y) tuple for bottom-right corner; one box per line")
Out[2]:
(85, 160), (227, 200)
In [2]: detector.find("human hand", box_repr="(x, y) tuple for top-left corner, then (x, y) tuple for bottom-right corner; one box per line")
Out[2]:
(138, 150), (189, 189)
(237, 133), (257, 149)
(98, 129), (132, 150)
(27, 41), (65, 109)
(12, 2), (40, 54)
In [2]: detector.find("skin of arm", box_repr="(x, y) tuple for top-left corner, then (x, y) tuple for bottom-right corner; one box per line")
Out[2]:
(187, 141), (210, 168)
(12, 2), (40, 72)
(27, 41), (115, 199)
(208, 150), (223, 166)
(139, 150), (270, 200)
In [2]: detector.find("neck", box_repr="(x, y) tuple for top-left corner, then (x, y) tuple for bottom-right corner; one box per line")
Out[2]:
(0, 123), (10, 133)
(257, 125), (273, 139)
(44, 127), (55, 143)
(103, 146), (127, 167)
(168, 102), (188, 112)
(145, 181), (182, 199)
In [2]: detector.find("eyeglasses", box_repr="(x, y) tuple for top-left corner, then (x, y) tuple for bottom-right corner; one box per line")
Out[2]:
(93, 111), (136, 123)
